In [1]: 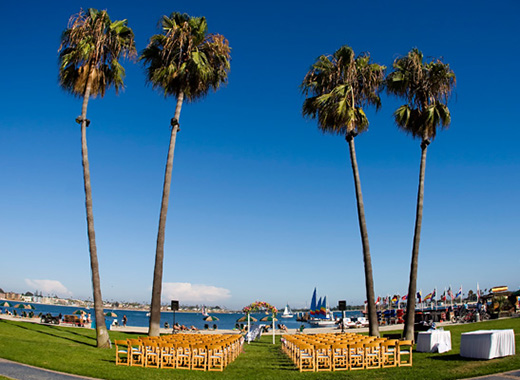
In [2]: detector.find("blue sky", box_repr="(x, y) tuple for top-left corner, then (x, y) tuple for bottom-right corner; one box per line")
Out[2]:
(1, 0), (519, 310)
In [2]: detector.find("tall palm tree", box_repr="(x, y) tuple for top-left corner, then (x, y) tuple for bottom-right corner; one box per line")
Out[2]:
(386, 48), (455, 340)
(301, 45), (385, 337)
(58, 8), (136, 348)
(140, 12), (231, 336)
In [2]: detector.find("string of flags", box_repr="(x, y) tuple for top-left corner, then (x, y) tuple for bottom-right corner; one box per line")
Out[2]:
(367, 285), (482, 305)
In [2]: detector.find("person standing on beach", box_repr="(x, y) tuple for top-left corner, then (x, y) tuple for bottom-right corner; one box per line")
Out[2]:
(122, 315), (127, 327)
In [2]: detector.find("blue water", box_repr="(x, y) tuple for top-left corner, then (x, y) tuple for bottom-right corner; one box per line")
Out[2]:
(2, 302), (362, 330)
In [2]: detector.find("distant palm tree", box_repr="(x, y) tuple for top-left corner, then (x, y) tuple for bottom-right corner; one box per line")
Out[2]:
(140, 12), (231, 336)
(386, 48), (455, 340)
(301, 45), (385, 337)
(58, 8), (136, 348)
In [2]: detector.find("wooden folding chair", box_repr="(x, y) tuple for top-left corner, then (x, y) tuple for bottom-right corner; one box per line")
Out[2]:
(397, 340), (413, 366)
(191, 344), (208, 371)
(298, 343), (315, 372)
(114, 340), (129, 366)
(331, 343), (349, 371)
(175, 342), (191, 370)
(128, 339), (144, 367)
(348, 342), (365, 370)
(159, 342), (176, 369)
(364, 341), (382, 369)
(381, 339), (398, 368)
(208, 344), (225, 371)
(315, 343), (332, 371)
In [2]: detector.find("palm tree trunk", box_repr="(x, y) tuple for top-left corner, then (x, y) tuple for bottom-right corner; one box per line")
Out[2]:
(149, 92), (184, 336)
(346, 135), (380, 337)
(81, 72), (110, 348)
(403, 140), (428, 341)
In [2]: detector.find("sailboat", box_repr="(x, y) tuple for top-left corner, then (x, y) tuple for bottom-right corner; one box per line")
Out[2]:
(201, 305), (209, 317)
(308, 289), (336, 327)
(281, 304), (294, 318)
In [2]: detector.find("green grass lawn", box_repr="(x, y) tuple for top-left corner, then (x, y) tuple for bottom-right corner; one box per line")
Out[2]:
(0, 318), (519, 379)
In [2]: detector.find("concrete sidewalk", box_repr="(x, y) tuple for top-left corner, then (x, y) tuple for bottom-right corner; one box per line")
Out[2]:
(465, 371), (520, 379)
(0, 359), (100, 380)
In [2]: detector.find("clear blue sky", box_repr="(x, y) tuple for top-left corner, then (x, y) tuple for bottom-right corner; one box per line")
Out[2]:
(1, 0), (519, 310)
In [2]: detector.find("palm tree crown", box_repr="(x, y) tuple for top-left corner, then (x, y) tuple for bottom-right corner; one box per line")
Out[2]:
(58, 8), (136, 98)
(301, 45), (385, 138)
(386, 48), (455, 141)
(140, 12), (231, 101)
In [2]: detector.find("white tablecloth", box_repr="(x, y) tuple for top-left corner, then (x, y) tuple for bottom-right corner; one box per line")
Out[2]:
(460, 329), (515, 359)
(416, 330), (452, 353)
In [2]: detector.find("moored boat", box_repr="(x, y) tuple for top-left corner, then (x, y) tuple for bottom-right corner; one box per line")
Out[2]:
(281, 304), (294, 318)
(307, 288), (335, 327)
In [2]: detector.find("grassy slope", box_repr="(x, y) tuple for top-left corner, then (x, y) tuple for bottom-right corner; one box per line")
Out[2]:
(0, 318), (518, 380)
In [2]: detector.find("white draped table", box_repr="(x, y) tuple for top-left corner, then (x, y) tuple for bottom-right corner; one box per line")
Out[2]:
(416, 330), (452, 353)
(460, 329), (515, 359)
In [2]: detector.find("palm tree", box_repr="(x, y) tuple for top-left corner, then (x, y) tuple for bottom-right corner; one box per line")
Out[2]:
(386, 48), (455, 340)
(58, 8), (136, 348)
(301, 45), (385, 337)
(140, 12), (231, 336)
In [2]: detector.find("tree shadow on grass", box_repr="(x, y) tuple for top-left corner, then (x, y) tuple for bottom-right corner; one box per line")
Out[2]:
(245, 340), (296, 371)
(4, 320), (96, 347)
(429, 354), (466, 362)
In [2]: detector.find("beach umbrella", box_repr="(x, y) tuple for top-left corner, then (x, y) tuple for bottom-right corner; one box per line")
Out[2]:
(237, 315), (257, 323)
(105, 311), (118, 318)
(24, 304), (35, 310)
(73, 310), (87, 315)
(14, 304), (25, 309)
(260, 314), (278, 344)
(0, 302), (12, 307)
(260, 315), (278, 322)
(203, 315), (219, 322)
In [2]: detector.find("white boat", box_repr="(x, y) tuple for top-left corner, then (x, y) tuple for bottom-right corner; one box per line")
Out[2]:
(281, 304), (294, 318)
(201, 305), (209, 317)
(308, 317), (336, 327)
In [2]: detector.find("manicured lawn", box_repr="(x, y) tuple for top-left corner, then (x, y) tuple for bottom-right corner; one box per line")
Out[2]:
(0, 318), (519, 379)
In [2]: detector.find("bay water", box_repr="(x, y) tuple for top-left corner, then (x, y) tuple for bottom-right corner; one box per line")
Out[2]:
(2, 302), (362, 331)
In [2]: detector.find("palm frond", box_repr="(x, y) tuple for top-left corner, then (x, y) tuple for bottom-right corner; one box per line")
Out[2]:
(140, 12), (231, 101)
(301, 44), (385, 137)
(58, 8), (136, 98)
(386, 48), (455, 141)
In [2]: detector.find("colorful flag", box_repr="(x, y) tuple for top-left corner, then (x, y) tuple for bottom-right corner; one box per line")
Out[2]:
(441, 292), (446, 302)
(417, 291), (422, 303)
(456, 287), (462, 299)
(375, 296), (381, 305)
(391, 295), (399, 304)
(402, 294), (408, 301)
(448, 287), (454, 300)
(423, 292), (433, 302)
(431, 289), (436, 300)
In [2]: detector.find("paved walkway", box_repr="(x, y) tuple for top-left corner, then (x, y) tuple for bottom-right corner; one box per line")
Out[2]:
(1, 357), (519, 380)
(467, 371), (520, 379)
(0, 359), (100, 380)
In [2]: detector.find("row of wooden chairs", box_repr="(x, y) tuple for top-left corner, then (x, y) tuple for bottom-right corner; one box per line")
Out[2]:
(115, 333), (243, 371)
(282, 333), (412, 372)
